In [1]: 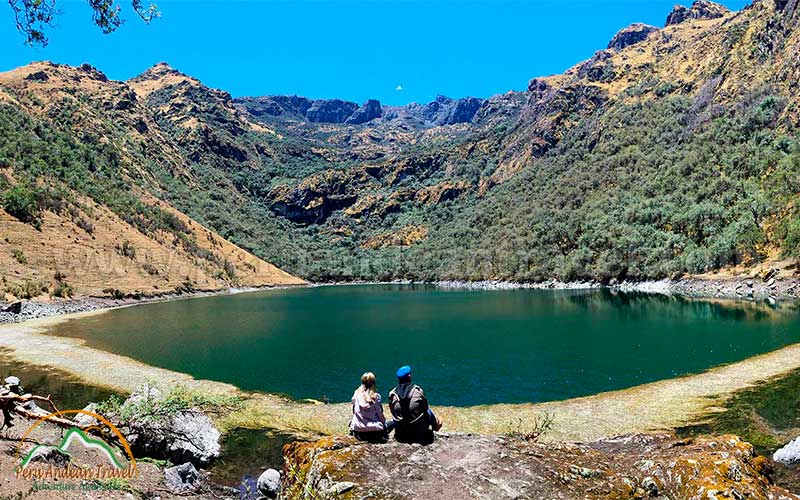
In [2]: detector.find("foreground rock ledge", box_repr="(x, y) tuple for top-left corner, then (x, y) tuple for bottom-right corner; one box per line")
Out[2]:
(283, 433), (798, 500)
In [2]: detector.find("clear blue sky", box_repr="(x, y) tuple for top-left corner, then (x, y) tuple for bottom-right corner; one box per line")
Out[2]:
(0, 0), (749, 105)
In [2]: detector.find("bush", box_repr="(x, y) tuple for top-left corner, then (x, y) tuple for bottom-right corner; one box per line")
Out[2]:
(116, 240), (136, 259)
(3, 186), (41, 228)
(103, 288), (126, 299)
(11, 249), (26, 264)
(52, 280), (74, 298)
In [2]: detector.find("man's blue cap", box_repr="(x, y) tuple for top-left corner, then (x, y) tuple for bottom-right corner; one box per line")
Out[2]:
(396, 365), (412, 379)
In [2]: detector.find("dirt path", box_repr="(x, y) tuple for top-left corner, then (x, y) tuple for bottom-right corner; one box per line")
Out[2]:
(2, 309), (800, 441)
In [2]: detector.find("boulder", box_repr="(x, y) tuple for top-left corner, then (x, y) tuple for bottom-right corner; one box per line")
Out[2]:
(257, 468), (281, 499)
(116, 384), (221, 467)
(1, 301), (22, 314)
(164, 462), (202, 494)
(607, 23), (659, 50)
(774, 436), (800, 464)
(166, 410), (222, 466)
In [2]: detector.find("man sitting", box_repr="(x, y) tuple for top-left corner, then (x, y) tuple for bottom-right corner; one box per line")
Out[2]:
(388, 365), (442, 445)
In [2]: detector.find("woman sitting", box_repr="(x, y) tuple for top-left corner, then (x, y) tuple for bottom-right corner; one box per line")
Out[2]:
(350, 372), (395, 442)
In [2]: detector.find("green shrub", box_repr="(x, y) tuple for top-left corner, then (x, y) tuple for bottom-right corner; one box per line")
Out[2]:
(11, 249), (26, 264)
(52, 280), (74, 298)
(3, 186), (41, 228)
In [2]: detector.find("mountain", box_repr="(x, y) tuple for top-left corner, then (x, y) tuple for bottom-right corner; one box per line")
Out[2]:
(0, 62), (303, 299)
(1, 0), (799, 286)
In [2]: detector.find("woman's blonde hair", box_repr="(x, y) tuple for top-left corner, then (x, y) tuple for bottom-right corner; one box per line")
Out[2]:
(358, 372), (377, 403)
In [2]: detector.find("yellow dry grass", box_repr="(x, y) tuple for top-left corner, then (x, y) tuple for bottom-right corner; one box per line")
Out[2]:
(0, 194), (303, 299)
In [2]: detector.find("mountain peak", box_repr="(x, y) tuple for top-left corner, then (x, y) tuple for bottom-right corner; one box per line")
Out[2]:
(666, 0), (731, 26)
(607, 23), (660, 51)
(128, 62), (202, 98)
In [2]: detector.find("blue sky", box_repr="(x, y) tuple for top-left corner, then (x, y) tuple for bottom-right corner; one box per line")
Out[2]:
(1, 0), (748, 105)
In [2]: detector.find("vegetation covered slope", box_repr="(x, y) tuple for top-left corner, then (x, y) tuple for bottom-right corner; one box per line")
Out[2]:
(2, 0), (800, 285)
(0, 64), (303, 299)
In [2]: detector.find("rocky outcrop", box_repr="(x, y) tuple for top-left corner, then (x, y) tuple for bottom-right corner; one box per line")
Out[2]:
(775, 436), (800, 464)
(415, 181), (471, 205)
(776, 0), (800, 18)
(608, 23), (660, 50)
(112, 385), (222, 468)
(362, 225), (428, 249)
(305, 99), (360, 123)
(666, 1), (730, 26)
(267, 169), (374, 224)
(384, 95), (484, 126)
(283, 433), (797, 500)
(345, 99), (383, 124)
(237, 95), (483, 128)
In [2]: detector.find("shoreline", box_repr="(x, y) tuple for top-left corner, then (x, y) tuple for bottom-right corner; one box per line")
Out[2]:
(0, 283), (308, 324)
(3, 274), (797, 325)
(2, 301), (800, 443)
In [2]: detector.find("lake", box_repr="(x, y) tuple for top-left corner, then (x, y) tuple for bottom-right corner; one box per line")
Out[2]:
(49, 285), (800, 406)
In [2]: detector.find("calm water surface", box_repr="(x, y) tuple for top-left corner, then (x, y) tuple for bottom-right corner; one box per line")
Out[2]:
(50, 286), (800, 406)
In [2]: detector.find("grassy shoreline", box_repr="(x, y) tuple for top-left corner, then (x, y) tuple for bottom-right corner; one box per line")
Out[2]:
(2, 295), (800, 443)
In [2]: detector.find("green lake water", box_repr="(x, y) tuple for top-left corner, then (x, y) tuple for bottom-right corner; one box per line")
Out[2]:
(48, 285), (800, 406)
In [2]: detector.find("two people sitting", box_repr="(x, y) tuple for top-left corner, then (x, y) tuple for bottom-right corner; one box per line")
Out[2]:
(349, 365), (443, 444)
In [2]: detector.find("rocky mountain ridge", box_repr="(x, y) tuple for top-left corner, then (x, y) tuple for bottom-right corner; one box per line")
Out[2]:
(2, 0), (800, 284)
(234, 93), (485, 128)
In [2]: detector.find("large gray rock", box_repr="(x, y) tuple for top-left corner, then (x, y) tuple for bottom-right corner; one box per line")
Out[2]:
(164, 462), (202, 493)
(257, 468), (281, 499)
(167, 410), (222, 466)
(774, 436), (800, 464)
(116, 384), (221, 467)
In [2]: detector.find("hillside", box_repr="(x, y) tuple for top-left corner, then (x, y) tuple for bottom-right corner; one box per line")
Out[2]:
(1, 0), (800, 285)
(0, 64), (303, 299)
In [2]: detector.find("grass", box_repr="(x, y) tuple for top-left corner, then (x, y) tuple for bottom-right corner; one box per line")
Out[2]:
(677, 368), (800, 455)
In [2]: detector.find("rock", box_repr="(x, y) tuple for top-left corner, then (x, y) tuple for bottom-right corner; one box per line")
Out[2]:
(164, 462), (202, 494)
(774, 436), (800, 464)
(284, 433), (793, 499)
(28, 446), (71, 466)
(125, 383), (163, 406)
(21, 400), (50, 417)
(345, 99), (383, 124)
(325, 481), (355, 496)
(257, 468), (281, 499)
(608, 23), (659, 51)
(1, 301), (22, 314)
(74, 403), (100, 427)
(305, 99), (360, 123)
(666, 1), (730, 26)
(167, 410), (221, 466)
(116, 384), (221, 467)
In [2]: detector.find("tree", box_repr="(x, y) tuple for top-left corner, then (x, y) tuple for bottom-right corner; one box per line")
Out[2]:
(8, 0), (159, 46)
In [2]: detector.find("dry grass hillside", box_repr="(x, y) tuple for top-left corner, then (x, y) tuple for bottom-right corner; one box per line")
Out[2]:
(0, 192), (303, 300)
(0, 198), (303, 301)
